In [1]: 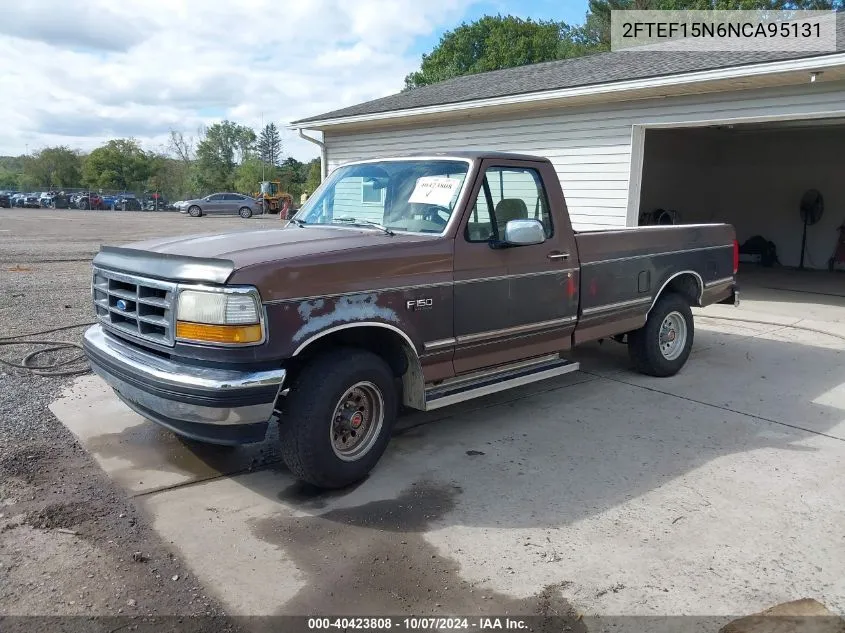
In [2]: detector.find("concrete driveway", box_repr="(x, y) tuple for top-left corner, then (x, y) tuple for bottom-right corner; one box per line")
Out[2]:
(49, 276), (845, 620)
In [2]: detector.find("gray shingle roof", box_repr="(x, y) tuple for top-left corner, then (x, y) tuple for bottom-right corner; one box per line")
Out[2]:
(293, 16), (844, 125)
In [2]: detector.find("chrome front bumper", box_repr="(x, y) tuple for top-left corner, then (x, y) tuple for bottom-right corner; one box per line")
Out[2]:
(83, 325), (286, 444)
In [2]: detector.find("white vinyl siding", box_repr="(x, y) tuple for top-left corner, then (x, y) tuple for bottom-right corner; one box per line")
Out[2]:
(332, 177), (385, 224)
(323, 81), (845, 230)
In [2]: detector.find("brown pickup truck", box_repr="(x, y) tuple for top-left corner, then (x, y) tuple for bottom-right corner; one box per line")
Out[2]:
(83, 152), (738, 488)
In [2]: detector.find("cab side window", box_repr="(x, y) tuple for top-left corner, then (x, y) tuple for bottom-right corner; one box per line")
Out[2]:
(465, 166), (553, 242)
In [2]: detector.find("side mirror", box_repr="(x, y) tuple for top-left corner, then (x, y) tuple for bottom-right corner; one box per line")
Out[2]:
(503, 219), (546, 246)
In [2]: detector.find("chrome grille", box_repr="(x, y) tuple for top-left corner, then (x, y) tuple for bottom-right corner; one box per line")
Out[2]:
(92, 267), (176, 346)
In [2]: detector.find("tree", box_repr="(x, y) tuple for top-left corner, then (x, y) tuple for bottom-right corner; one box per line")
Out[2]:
(166, 129), (198, 198)
(0, 155), (25, 189)
(405, 4), (844, 88)
(194, 121), (257, 192)
(21, 146), (82, 189)
(277, 156), (306, 200)
(82, 139), (151, 191)
(304, 158), (321, 196)
(258, 123), (282, 168)
(404, 15), (578, 89)
(234, 156), (267, 195)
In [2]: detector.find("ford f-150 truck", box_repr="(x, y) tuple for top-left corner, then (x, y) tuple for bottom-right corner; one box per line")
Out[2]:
(83, 152), (739, 488)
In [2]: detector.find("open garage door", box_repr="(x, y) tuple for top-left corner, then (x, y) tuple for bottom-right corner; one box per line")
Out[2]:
(638, 120), (845, 273)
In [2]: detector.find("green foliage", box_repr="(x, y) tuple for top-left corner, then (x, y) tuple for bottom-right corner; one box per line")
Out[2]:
(0, 123), (315, 199)
(304, 159), (321, 196)
(404, 15), (573, 89)
(405, 3), (844, 88)
(20, 147), (82, 190)
(234, 156), (269, 195)
(82, 139), (152, 191)
(194, 121), (257, 192)
(0, 156), (25, 189)
(258, 123), (282, 167)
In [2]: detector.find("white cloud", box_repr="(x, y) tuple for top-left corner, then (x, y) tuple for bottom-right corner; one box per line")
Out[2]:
(0, 0), (475, 160)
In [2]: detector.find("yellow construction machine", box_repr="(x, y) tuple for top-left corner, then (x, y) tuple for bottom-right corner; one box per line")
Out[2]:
(255, 181), (293, 217)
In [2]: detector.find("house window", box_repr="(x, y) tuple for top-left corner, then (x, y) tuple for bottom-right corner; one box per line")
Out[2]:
(361, 179), (384, 205)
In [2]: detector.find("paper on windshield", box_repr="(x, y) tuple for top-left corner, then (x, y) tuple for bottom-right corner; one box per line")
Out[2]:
(408, 176), (461, 207)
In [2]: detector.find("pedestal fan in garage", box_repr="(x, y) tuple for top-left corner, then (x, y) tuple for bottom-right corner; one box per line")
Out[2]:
(799, 189), (823, 270)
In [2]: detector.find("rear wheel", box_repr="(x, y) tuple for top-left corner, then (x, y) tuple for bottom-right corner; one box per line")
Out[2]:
(188, 205), (201, 217)
(78, 199), (89, 210)
(278, 348), (398, 489)
(628, 292), (694, 377)
(238, 206), (253, 219)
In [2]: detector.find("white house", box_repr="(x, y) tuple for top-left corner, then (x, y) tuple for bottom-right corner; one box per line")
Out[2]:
(292, 26), (845, 270)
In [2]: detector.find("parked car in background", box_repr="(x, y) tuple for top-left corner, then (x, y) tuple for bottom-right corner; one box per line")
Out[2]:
(10, 193), (26, 207)
(22, 193), (41, 208)
(48, 192), (71, 209)
(143, 192), (168, 211)
(39, 192), (54, 208)
(112, 193), (142, 211)
(178, 193), (261, 218)
(77, 193), (105, 210)
(0, 191), (12, 208)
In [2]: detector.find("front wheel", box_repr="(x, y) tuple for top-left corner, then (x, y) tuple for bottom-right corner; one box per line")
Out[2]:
(238, 206), (253, 219)
(628, 292), (694, 377)
(278, 348), (398, 489)
(188, 205), (201, 217)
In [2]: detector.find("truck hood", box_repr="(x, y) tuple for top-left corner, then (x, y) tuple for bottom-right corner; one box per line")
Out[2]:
(93, 225), (441, 286)
(123, 226), (424, 265)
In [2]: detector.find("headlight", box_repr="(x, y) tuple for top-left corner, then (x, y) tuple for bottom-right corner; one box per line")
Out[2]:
(175, 288), (264, 345)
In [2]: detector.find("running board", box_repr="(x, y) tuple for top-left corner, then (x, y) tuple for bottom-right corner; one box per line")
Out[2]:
(423, 355), (580, 411)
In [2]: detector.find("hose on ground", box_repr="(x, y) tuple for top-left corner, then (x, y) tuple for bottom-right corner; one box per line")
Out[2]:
(0, 322), (95, 377)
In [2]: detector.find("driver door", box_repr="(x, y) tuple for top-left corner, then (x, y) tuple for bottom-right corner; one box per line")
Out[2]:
(452, 159), (578, 374)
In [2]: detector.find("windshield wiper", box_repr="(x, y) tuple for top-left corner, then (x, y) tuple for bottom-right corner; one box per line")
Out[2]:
(332, 217), (394, 236)
(288, 217), (307, 227)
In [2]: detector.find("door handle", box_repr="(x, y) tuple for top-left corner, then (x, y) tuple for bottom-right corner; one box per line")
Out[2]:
(548, 251), (570, 260)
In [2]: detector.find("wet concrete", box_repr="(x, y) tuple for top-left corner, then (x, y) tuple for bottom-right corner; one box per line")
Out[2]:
(252, 481), (583, 622)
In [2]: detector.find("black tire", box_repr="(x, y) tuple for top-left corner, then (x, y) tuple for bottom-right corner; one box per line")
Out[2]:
(238, 206), (252, 219)
(78, 199), (89, 210)
(278, 348), (398, 489)
(188, 205), (201, 217)
(628, 292), (694, 377)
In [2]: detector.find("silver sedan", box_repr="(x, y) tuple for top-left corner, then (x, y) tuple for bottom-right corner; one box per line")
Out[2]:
(178, 193), (262, 218)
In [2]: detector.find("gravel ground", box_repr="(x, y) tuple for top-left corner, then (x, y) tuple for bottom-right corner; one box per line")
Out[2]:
(0, 209), (276, 625)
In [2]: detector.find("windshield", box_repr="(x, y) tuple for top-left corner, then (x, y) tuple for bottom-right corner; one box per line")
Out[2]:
(294, 159), (470, 233)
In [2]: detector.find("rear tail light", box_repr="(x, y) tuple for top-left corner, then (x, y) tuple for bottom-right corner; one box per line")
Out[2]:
(733, 239), (739, 275)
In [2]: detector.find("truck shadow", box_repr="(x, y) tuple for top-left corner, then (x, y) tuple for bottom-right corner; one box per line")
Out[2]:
(245, 323), (845, 526)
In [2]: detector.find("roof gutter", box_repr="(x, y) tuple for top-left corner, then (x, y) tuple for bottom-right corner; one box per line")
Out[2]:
(290, 52), (845, 129)
(297, 128), (327, 181)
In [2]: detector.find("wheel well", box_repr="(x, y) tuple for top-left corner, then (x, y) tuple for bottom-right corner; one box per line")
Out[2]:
(654, 272), (702, 309)
(287, 326), (425, 409)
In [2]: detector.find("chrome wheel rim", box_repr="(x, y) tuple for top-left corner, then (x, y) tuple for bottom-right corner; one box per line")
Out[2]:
(330, 381), (384, 462)
(659, 311), (687, 361)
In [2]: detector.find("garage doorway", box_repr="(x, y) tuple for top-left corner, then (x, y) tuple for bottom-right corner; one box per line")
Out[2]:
(638, 120), (845, 282)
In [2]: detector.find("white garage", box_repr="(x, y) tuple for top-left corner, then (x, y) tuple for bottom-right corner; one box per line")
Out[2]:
(292, 42), (845, 272)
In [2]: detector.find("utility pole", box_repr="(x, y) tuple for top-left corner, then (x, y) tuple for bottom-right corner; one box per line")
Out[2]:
(260, 112), (265, 181)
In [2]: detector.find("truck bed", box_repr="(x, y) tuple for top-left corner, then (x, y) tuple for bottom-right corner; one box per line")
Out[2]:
(573, 223), (736, 344)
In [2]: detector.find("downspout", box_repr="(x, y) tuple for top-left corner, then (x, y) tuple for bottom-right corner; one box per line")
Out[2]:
(298, 128), (327, 181)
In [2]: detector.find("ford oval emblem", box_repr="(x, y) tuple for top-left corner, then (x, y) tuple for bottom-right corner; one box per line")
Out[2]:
(115, 299), (128, 311)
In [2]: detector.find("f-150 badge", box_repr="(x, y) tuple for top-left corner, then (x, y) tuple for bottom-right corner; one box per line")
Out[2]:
(406, 298), (433, 311)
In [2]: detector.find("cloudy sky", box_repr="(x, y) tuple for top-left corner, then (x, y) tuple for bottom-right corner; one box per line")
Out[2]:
(0, 0), (586, 160)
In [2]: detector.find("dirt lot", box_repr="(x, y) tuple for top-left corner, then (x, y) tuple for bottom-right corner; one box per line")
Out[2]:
(0, 210), (277, 627)
(3, 208), (845, 631)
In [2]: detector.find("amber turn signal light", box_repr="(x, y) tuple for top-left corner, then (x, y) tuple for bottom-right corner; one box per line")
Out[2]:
(176, 321), (263, 344)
